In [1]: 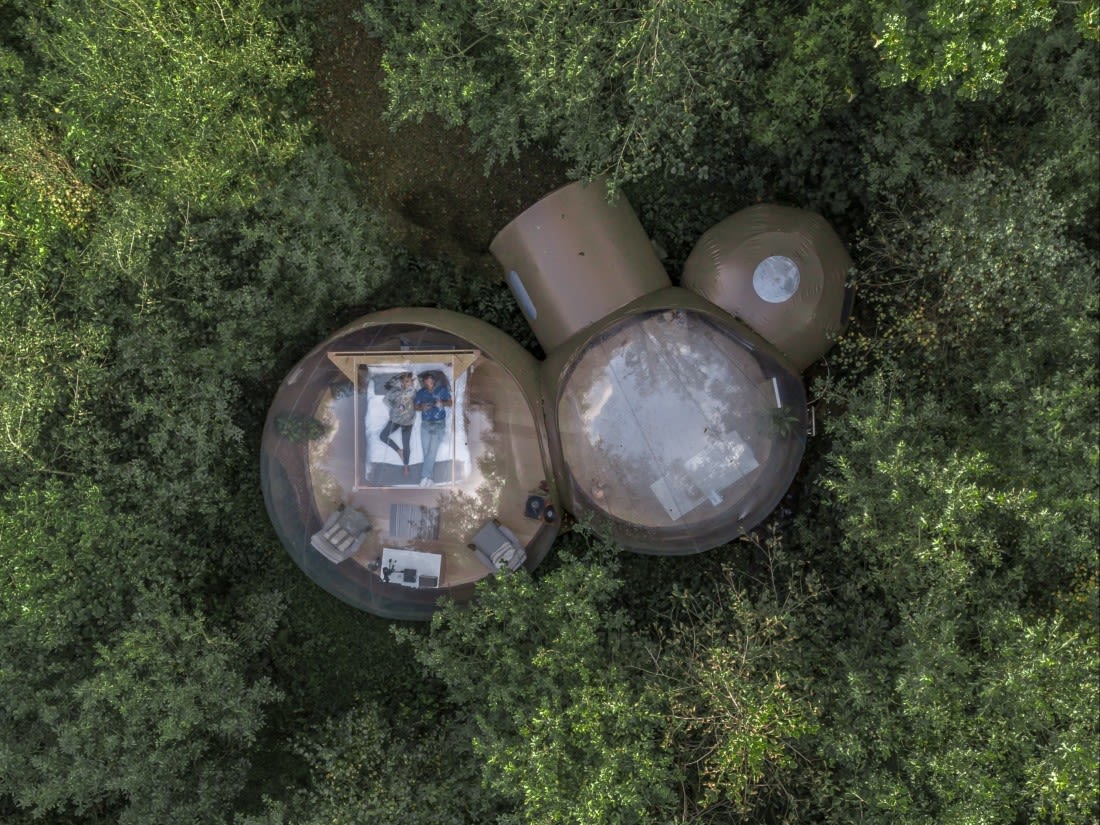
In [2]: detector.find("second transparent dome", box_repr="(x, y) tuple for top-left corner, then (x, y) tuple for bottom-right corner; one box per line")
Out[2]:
(556, 309), (806, 552)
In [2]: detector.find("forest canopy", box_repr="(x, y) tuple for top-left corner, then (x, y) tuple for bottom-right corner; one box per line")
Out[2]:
(1, 0), (1097, 823)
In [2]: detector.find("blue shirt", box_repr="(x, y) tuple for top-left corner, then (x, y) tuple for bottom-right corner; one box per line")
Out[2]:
(415, 385), (451, 423)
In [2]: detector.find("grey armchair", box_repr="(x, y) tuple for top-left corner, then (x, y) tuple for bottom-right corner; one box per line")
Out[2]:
(311, 506), (372, 563)
(468, 519), (526, 572)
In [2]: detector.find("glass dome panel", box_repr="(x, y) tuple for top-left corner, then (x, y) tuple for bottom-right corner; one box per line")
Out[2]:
(261, 319), (553, 619)
(556, 309), (806, 553)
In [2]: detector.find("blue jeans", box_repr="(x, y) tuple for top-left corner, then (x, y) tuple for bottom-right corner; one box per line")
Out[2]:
(380, 420), (412, 465)
(420, 419), (446, 481)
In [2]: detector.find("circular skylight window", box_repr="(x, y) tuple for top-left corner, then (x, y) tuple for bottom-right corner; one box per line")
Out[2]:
(752, 255), (800, 303)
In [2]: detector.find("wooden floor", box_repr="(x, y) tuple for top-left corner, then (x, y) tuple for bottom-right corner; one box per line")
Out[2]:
(306, 358), (546, 589)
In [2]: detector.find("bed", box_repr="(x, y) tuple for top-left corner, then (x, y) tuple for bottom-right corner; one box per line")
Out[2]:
(358, 361), (472, 487)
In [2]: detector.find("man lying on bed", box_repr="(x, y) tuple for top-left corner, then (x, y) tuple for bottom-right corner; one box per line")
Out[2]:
(415, 372), (453, 488)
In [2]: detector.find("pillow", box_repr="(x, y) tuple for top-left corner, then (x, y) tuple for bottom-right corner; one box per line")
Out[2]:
(371, 373), (401, 395)
(416, 369), (450, 391)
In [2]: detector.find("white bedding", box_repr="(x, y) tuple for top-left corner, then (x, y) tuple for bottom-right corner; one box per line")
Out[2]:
(363, 364), (470, 476)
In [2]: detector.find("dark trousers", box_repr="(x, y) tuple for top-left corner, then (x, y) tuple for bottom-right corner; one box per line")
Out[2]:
(380, 420), (412, 465)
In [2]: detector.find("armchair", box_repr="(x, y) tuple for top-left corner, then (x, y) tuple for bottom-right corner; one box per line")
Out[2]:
(468, 519), (526, 572)
(311, 506), (372, 563)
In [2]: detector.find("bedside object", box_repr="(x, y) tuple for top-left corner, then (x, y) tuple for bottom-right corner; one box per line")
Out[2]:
(524, 494), (547, 520)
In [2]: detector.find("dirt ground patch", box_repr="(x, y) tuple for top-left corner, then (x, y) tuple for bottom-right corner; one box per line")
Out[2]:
(311, 0), (568, 280)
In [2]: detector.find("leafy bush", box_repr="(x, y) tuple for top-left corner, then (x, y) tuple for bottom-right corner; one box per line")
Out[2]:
(791, 159), (1099, 824)
(648, 535), (819, 823)
(241, 703), (494, 825)
(37, 0), (311, 207)
(357, 0), (862, 187)
(0, 2), (402, 817)
(398, 530), (678, 825)
(871, 0), (1056, 97)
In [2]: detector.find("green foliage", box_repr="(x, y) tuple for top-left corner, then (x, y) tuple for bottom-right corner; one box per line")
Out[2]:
(358, 0), (860, 186)
(0, 481), (128, 658)
(399, 531), (678, 824)
(1004, 21), (1100, 231)
(46, 604), (278, 824)
(241, 702), (493, 825)
(0, 480), (283, 823)
(0, 2), (401, 818)
(37, 0), (311, 207)
(748, 2), (865, 149)
(58, 143), (395, 514)
(1081, 0), (1100, 38)
(0, 267), (107, 486)
(793, 159), (1099, 824)
(370, 254), (542, 354)
(871, 0), (1056, 97)
(820, 162), (1098, 401)
(0, 137), (400, 821)
(649, 538), (819, 822)
(357, 0), (1094, 237)
(0, 115), (95, 264)
(800, 376), (1099, 824)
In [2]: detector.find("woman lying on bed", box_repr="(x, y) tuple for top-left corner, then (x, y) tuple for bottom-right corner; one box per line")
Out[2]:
(379, 372), (416, 476)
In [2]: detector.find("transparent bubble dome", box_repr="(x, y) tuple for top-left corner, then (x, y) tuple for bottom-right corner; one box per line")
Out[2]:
(261, 316), (554, 619)
(556, 309), (806, 553)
